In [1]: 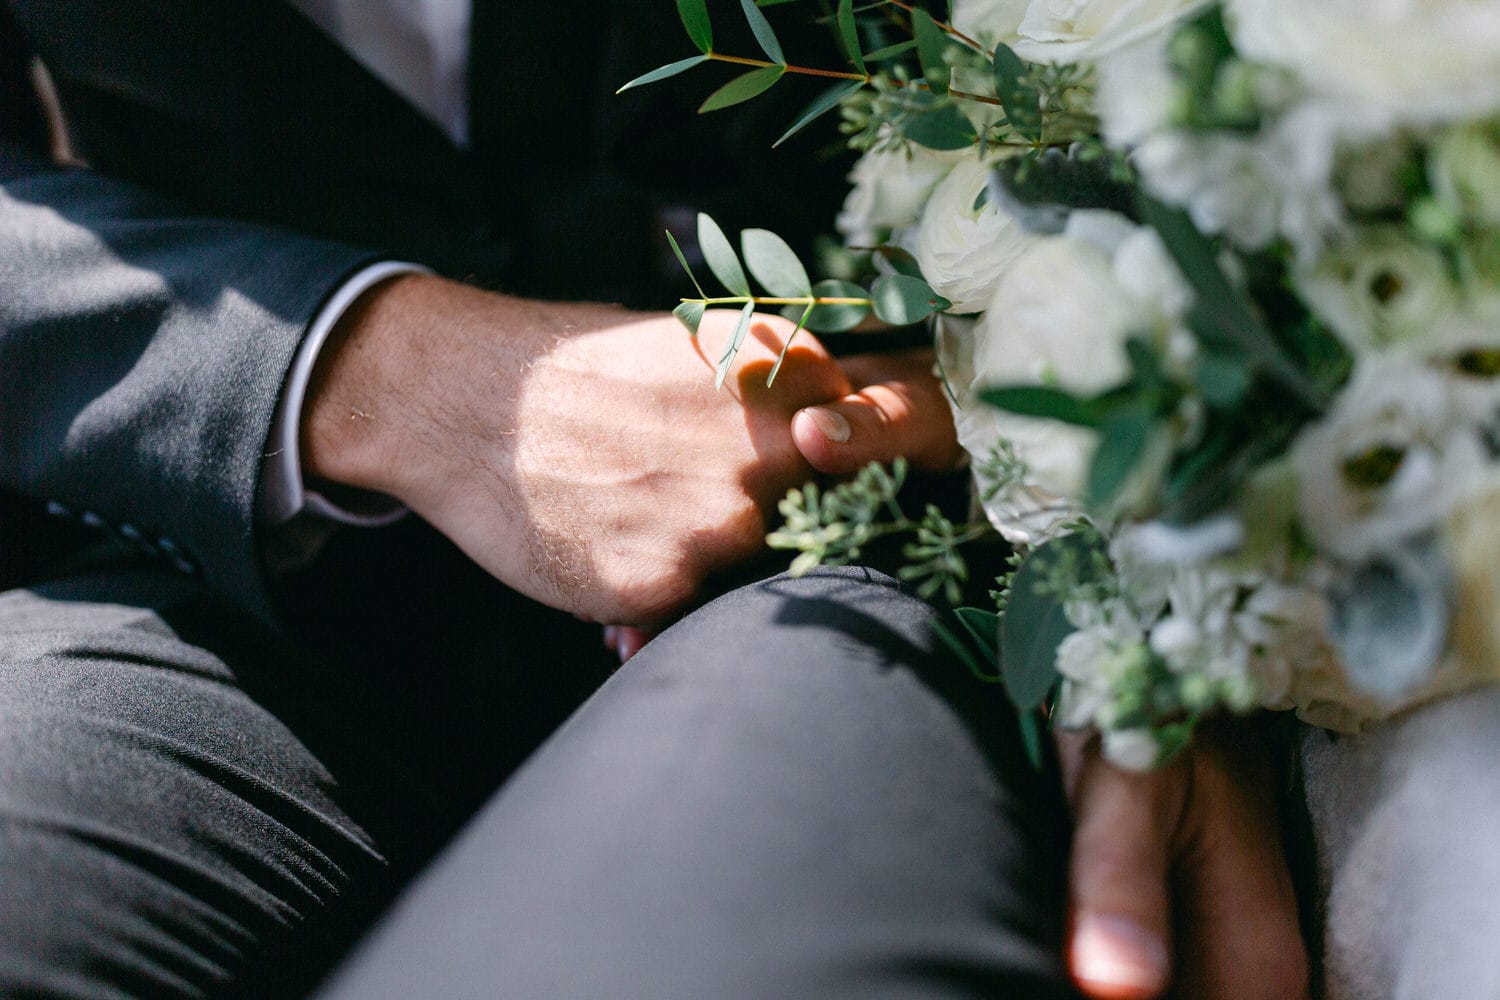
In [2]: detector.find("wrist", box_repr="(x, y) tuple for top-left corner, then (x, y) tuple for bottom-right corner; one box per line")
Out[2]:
(301, 271), (449, 504)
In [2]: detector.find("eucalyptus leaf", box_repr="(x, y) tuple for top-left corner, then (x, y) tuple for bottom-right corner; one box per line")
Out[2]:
(954, 606), (1001, 664)
(618, 54), (710, 94)
(836, 0), (866, 74)
(716, 300), (758, 390)
(931, 615), (1003, 685)
(992, 44), (1042, 142)
(902, 102), (976, 150)
(979, 385), (1105, 427)
(665, 228), (707, 298)
(699, 64), (786, 113)
(673, 299), (706, 335)
(677, 0), (713, 53)
(1194, 349), (1252, 409)
(912, 8), (950, 95)
(871, 273), (949, 324)
(743, 228), (811, 297)
(875, 245), (926, 279)
(999, 533), (1101, 710)
(767, 301), (815, 387)
(1087, 405), (1156, 508)
(1138, 197), (1323, 409)
(739, 0), (785, 63)
(697, 213), (750, 296)
(798, 278), (870, 332)
(774, 80), (864, 147)
(864, 39), (918, 62)
(988, 148), (1137, 234)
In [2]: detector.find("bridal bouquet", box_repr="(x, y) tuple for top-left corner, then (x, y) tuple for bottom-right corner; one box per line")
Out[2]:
(626, 0), (1500, 768)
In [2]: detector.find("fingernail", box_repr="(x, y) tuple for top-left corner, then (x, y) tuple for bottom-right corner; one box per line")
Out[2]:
(1071, 914), (1168, 997)
(801, 406), (851, 443)
(603, 625), (618, 650)
(617, 627), (647, 663)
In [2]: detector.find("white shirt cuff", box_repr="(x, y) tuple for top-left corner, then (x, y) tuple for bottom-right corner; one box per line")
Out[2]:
(259, 260), (430, 527)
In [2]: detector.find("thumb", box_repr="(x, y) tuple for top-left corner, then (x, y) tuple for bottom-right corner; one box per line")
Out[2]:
(1066, 746), (1183, 1000)
(790, 350), (961, 475)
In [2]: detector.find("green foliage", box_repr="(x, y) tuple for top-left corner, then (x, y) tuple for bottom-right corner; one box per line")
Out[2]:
(768, 459), (989, 603)
(739, 0), (786, 63)
(673, 299), (706, 335)
(870, 273), (949, 324)
(698, 213), (750, 296)
(716, 300), (758, 390)
(798, 278), (871, 331)
(700, 64), (787, 113)
(836, 0), (866, 75)
(617, 54), (711, 94)
(743, 228), (812, 297)
(912, 7), (952, 96)
(1087, 404), (1157, 507)
(988, 145), (1136, 234)
(901, 101), (977, 149)
(874, 244), (925, 278)
(775, 81), (864, 147)
(665, 229), (707, 298)
(979, 385), (1108, 427)
(992, 44), (1042, 142)
(1138, 196), (1323, 409)
(999, 528), (1110, 711)
(677, 0), (713, 53)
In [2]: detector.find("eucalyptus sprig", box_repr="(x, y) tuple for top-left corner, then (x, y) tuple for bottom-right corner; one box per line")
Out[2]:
(618, 0), (1010, 150)
(672, 213), (949, 386)
(768, 458), (989, 604)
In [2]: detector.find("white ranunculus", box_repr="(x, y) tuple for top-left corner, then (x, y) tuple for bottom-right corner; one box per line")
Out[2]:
(998, 0), (1210, 65)
(1127, 107), (1350, 257)
(937, 314), (1089, 543)
(909, 155), (1038, 314)
(944, 212), (1193, 537)
(950, 0), (1029, 48)
(1228, 0), (1500, 125)
(1290, 359), (1488, 562)
(834, 144), (964, 248)
(1296, 228), (1460, 355)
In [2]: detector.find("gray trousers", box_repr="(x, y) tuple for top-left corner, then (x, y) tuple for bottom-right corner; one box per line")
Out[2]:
(0, 558), (1075, 999)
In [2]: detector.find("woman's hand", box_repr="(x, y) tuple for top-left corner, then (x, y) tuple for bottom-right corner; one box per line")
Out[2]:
(1057, 723), (1311, 1000)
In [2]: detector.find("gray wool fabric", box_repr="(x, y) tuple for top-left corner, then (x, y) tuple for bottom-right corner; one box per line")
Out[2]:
(1301, 687), (1500, 1000)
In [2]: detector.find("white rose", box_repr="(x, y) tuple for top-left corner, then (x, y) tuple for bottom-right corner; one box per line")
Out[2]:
(1290, 359), (1488, 562)
(1296, 228), (1460, 355)
(834, 144), (963, 248)
(909, 154), (1038, 314)
(1010, 0), (1210, 65)
(950, 0), (1029, 47)
(1228, 0), (1500, 125)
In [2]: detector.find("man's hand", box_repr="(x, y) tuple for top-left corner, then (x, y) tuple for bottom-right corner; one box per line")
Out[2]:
(1057, 724), (1310, 1000)
(300, 274), (958, 628)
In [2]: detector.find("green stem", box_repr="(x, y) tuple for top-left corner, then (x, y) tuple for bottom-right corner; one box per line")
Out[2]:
(708, 52), (866, 82)
(687, 296), (872, 307)
(881, 0), (992, 58)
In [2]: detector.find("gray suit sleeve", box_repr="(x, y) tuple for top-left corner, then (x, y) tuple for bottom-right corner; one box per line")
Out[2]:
(0, 146), (378, 620)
